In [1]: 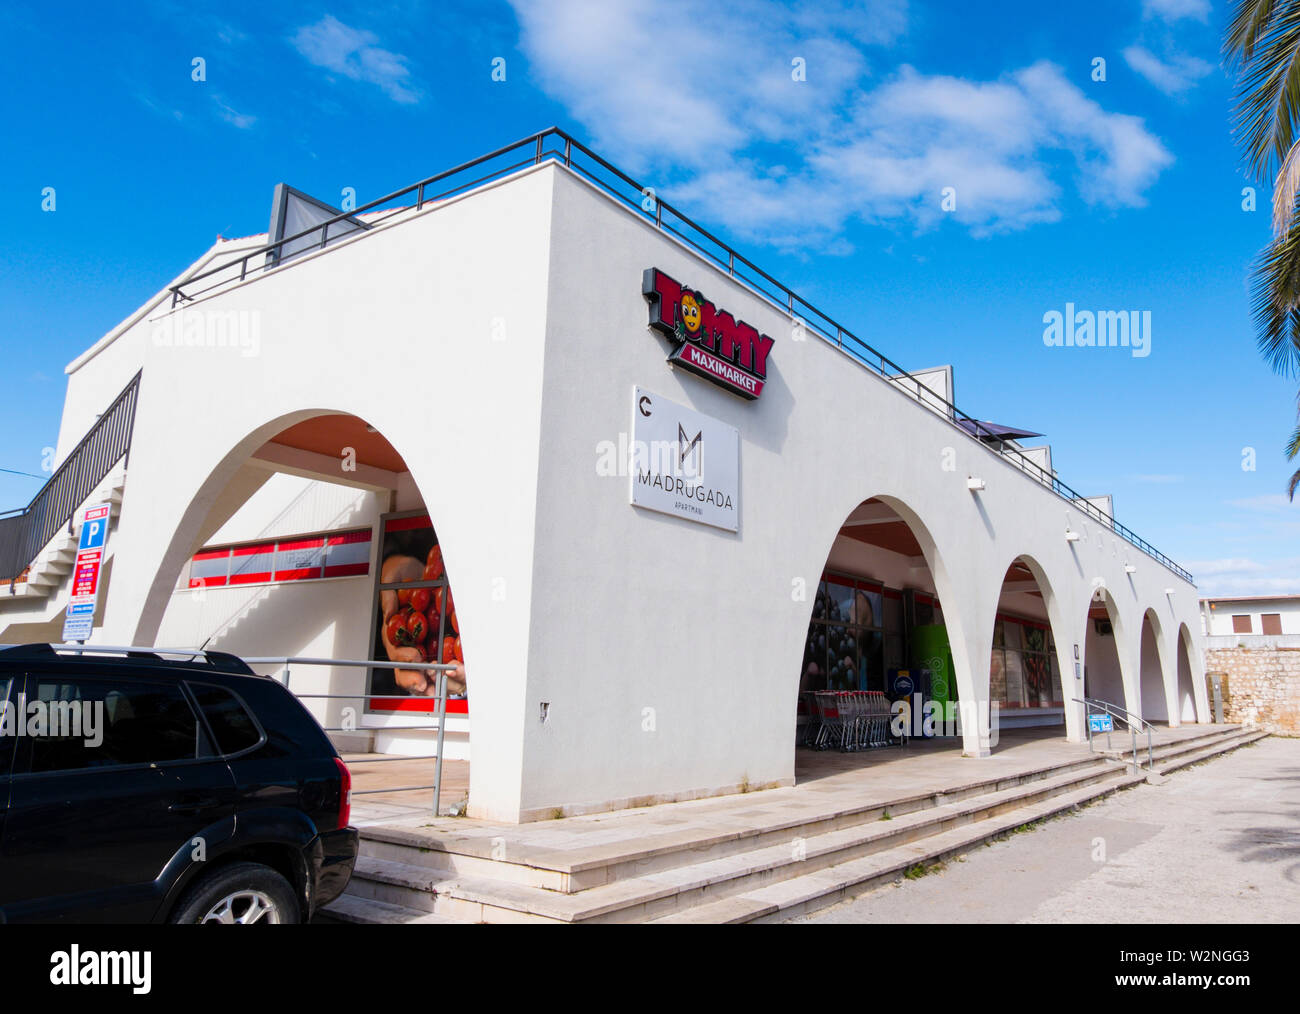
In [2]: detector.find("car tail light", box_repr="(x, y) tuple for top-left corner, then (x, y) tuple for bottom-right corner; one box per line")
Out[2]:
(333, 757), (352, 829)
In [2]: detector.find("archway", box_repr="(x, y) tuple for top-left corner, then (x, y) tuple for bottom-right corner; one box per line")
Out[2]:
(986, 554), (1072, 743)
(796, 495), (969, 772)
(1176, 623), (1199, 723)
(1083, 587), (1126, 711)
(130, 409), (470, 814)
(1137, 608), (1170, 723)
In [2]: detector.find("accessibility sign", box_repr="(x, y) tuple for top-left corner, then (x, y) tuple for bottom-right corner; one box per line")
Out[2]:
(1088, 713), (1114, 734)
(61, 503), (111, 643)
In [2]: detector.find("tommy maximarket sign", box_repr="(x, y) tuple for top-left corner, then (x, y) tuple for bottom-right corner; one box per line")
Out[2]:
(642, 268), (775, 400)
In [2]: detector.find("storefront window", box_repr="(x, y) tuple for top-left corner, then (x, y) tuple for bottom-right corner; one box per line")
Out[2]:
(802, 573), (887, 693)
(367, 512), (466, 715)
(990, 616), (1061, 708)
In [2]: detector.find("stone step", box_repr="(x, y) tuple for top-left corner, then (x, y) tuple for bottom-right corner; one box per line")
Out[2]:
(1154, 730), (1267, 777)
(317, 894), (469, 925)
(344, 762), (1139, 924)
(653, 769), (1147, 924)
(357, 752), (1113, 893)
(1097, 724), (1241, 756)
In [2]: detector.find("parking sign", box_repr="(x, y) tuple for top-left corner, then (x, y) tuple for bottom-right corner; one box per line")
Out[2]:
(61, 503), (111, 643)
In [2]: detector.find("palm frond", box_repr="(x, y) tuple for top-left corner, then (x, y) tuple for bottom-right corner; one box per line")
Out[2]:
(1227, 0), (1283, 64)
(1273, 138), (1300, 234)
(1228, 1), (1300, 181)
(1250, 222), (1300, 375)
(1289, 466), (1300, 499)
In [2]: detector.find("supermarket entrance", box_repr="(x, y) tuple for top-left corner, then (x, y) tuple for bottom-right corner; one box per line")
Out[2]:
(797, 497), (958, 763)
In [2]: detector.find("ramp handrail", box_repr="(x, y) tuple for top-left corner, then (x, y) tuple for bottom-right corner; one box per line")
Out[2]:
(1073, 696), (1154, 773)
(0, 370), (142, 589)
(242, 655), (458, 815)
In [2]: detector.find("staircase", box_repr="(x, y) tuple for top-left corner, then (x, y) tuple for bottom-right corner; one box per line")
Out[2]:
(1, 370), (140, 595)
(323, 752), (1140, 925)
(6, 468), (127, 600)
(1096, 724), (1267, 780)
(321, 724), (1266, 925)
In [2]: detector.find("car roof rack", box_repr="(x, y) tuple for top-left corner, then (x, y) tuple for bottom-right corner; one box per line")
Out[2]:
(0, 643), (256, 675)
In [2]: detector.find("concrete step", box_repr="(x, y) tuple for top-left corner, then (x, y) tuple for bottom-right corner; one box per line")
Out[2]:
(343, 762), (1140, 924)
(357, 752), (1114, 893)
(1154, 730), (1267, 777)
(654, 769), (1147, 924)
(317, 894), (469, 925)
(1095, 726), (1247, 769)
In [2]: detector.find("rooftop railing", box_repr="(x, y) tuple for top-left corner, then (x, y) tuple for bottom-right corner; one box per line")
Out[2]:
(167, 127), (1194, 585)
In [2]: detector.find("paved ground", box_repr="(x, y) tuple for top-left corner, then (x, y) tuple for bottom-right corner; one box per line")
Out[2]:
(787, 736), (1300, 923)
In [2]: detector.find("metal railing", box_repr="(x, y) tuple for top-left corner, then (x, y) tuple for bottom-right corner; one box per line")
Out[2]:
(12, 645), (461, 815)
(242, 655), (457, 815)
(1074, 696), (1154, 774)
(0, 370), (142, 587)
(165, 127), (1194, 584)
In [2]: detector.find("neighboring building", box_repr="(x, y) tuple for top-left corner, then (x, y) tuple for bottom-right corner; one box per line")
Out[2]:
(0, 130), (1208, 822)
(1200, 593), (1300, 736)
(1201, 594), (1300, 646)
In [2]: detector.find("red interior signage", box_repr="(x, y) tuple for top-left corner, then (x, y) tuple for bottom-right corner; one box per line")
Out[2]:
(643, 268), (774, 399)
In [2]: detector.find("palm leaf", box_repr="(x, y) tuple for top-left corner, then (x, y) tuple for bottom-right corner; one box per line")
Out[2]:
(1227, 0), (1300, 181)
(1274, 138), (1300, 234)
(1250, 222), (1300, 375)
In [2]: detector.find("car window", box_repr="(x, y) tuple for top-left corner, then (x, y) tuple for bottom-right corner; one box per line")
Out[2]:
(26, 676), (205, 773)
(0, 677), (13, 773)
(189, 683), (262, 755)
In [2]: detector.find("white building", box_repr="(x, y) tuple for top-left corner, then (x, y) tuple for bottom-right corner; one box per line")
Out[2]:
(1201, 593), (1300, 648)
(0, 130), (1208, 823)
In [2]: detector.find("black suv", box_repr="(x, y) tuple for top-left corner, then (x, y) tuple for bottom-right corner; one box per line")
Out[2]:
(0, 644), (358, 923)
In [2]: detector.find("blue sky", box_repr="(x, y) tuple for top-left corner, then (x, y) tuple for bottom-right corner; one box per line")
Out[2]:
(0, 0), (1296, 595)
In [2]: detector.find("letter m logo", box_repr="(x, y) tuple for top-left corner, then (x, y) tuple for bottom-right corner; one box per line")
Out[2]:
(678, 424), (703, 477)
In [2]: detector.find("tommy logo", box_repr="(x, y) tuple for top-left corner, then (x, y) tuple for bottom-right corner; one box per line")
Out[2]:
(643, 268), (774, 399)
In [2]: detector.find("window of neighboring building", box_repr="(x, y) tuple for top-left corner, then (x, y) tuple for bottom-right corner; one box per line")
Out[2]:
(1262, 613), (1283, 635)
(1232, 614), (1253, 634)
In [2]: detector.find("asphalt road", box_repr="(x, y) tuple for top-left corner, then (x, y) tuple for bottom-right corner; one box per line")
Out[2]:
(787, 735), (1300, 923)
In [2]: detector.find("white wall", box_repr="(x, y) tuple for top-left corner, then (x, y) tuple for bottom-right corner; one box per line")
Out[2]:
(1203, 597), (1300, 636)
(47, 160), (1206, 822)
(512, 166), (1205, 820)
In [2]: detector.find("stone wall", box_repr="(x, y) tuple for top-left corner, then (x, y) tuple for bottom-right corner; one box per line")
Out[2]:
(1204, 646), (1300, 735)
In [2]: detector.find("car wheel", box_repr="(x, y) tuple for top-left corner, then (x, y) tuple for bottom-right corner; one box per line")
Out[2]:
(169, 862), (301, 925)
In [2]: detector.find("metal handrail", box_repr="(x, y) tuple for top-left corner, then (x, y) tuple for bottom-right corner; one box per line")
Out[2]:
(4, 645), (461, 813)
(242, 655), (457, 813)
(0, 370), (142, 588)
(164, 127), (1193, 584)
(1073, 696), (1154, 772)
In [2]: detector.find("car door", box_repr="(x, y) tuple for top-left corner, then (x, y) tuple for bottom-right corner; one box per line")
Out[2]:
(0, 673), (16, 913)
(0, 671), (238, 923)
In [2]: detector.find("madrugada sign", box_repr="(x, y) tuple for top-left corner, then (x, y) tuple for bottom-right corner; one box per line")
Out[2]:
(643, 268), (775, 400)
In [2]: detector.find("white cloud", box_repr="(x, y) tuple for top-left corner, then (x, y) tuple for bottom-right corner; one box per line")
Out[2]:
(1123, 45), (1213, 95)
(1187, 556), (1300, 597)
(291, 15), (418, 104)
(1142, 0), (1211, 23)
(212, 95), (256, 129)
(509, 1), (1173, 244)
